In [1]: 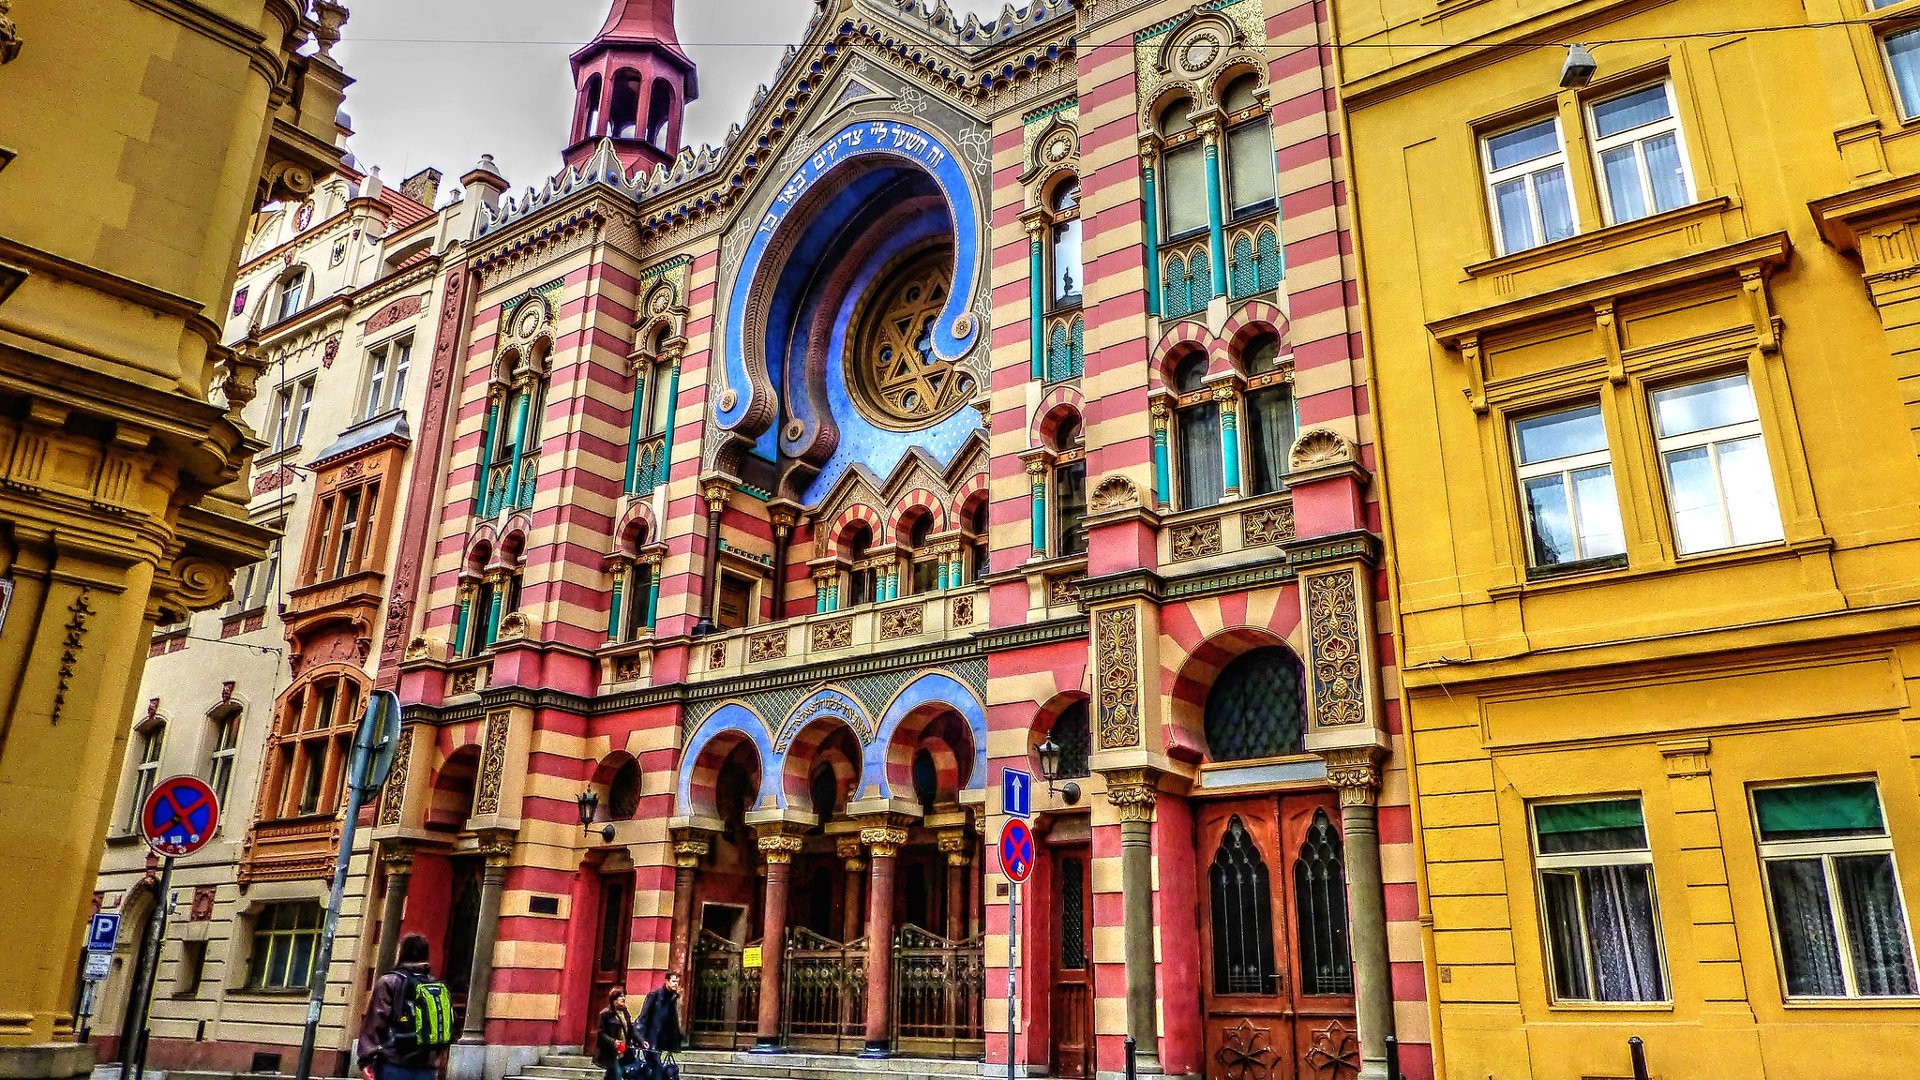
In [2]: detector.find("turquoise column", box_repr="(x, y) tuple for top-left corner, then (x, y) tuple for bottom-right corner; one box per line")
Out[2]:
(644, 562), (661, 630)
(1142, 161), (1162, 318)
(827, 583), (839, 612)
(607, 569), (627, 642)
(1203, 129), (1229, 298)
(816, 583), (828, 615)
(478, 393), (503, 512)
(1029, 230), (1046, 379)
(454, 591), (473, 657)
(937, 559), (951, 591)
(1220, 392), (1242, 498)
(1152, 403), (1173, 511)
(660, 359), (681, 485)
(1029, 463), (1048, 558)
(623, 369), (647, 495)
(502, 384), (533, 512)
(484, 578), (506, 647)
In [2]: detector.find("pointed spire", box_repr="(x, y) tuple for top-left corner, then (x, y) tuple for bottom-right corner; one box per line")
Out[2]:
(594, 0), (680, 50)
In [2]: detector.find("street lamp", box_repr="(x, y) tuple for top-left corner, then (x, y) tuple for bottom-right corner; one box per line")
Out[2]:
(1034, 735), (1081, 805)
(1559, 43), (1598, 89)
(575, 790), (615, 843)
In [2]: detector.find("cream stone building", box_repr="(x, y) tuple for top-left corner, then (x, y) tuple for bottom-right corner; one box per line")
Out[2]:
(86, 160), (506, 1077)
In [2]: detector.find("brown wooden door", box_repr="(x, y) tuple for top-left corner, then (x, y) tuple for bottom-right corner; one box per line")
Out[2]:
(585, 872), (633, 1050)
(1197, 794), (1359, 1080)
(1050, 845), (1093, 1079)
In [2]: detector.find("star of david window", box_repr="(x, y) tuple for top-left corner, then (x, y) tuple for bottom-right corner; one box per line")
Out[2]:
(850, 247), (973, 430)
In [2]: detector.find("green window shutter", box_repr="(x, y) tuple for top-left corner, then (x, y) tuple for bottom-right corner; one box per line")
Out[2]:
(1755, 781), (1885, 841)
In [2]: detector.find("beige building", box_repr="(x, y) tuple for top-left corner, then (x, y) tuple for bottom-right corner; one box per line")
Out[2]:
(0, 3), (351, 1077)
(87, 161), (506, 1076)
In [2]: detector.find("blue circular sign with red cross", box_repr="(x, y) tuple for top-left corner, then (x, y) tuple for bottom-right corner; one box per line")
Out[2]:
(141, 775), (220, 858)
(999, 818), (1034, 884)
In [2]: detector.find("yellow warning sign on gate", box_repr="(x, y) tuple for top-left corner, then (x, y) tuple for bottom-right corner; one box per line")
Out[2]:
(741, 946), (763, 969)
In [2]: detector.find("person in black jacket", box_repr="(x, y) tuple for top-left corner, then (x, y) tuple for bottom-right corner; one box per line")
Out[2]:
(634, 971), (683, 1075)
(355, 934), (442, 1080)
(594, 987), (633, 1080)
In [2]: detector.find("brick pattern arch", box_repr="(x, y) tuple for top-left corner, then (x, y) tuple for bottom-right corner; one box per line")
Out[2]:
(1217, 300), (1290, 368)
(1153, 320), (1214, 388)
(677, 707), (772, 821)
(1031, 385), (1085, 449)
(887, 488), (949, 541)
(825, 503), (884, 552)
(951, 472), (988, 526)
(614, 501), (659, 554)
(1160, 591), (1310, 763)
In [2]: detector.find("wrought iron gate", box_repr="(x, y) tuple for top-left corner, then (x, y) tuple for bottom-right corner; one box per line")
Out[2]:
(892, 924), (986, 1059)
(690, 930), (759, 1050)
(781, 928), (866, 1052)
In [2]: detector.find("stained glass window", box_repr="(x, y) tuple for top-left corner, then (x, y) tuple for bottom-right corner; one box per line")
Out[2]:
(1210, 816), (1277, 995)
(851, 249), (971, 430)
(1203, 647), (1307, 762)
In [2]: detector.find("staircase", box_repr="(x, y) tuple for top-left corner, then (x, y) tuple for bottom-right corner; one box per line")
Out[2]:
(509, 1049), (987, 1080)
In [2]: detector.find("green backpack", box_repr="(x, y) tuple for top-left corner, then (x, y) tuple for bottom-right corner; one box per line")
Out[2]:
(389, 971), (455, 1056)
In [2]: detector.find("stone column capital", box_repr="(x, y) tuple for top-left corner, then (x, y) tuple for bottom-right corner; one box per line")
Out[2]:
(1103, 767), (1160, 823)
(1322, 745), (1386, 808)
(378, 842), (416, 873)
(475, 829), (516, 868)
(756, 827), (805, 864)
(836, 836), (867, 870)
(672, 831), (713, 868)
(860, 826), (910, 859)
(1026, 458), (1049, 480)
(937, 829), (971, 866)
(702, 479), (732, 513)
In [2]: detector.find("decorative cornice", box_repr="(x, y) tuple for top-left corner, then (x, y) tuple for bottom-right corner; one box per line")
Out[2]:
(1285, 531), (1382, 571)
(976, 614), (1089, 653)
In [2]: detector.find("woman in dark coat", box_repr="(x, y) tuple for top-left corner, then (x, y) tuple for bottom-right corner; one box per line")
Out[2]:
(594, 987), (632, 1080)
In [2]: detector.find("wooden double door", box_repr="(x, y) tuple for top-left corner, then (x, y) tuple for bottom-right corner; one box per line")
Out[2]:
(1197, 794), (1359, 1080)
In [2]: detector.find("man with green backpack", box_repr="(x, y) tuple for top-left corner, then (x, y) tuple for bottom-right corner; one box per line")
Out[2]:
(357, 934), (456, 1080)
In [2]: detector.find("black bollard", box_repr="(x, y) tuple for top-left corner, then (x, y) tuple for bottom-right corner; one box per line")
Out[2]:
(1125, 1036), (1138, 1080)
(1629, 1036), (1649, 1080)
(1385, 1034), (1401, 1080)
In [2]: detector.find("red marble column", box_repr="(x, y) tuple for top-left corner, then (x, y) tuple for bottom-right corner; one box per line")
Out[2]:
(754, 827), (802, 1048)
(668, 832), (710, 988)
(860, 822), (908, 1057)
(838, 837), (866, 945)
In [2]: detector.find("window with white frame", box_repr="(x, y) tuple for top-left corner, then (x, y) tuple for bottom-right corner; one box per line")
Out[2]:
(273, 268), (311, 324)
(1054, 416), (1088, 558)
(1531, 798), (1669, 1003)
(207, 708), (240, 809)
(125, 724), (165, 832)
(1754, 780), (1918, 998)
(1484, 117), (1577, 255)
(1589, 83), (1693, 226)
(1650, 372), (1783, 554)
(245, 902), (324, 992)
(1513, 404), (1627, 570)
(1886, 27), (1920, 119)
(1050, 180), (1083, 309)
(362, 335), (413, 420)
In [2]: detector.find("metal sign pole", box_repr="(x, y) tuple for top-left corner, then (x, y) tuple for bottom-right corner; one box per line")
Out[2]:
(128, 855), (174, 1080)
(295, 690), (402, 1080)
(293, 781), (364, 1080)
(1006, 880), (1017, 1080)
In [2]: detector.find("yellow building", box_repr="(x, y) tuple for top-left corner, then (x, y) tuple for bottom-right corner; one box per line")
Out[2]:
(0, 2), (348, 1076)
(1333, 2), (1920, 1077)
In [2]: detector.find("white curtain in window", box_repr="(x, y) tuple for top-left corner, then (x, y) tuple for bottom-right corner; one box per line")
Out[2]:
(1164, 143), (1209, 237)
(1838, 854), (1919, 995)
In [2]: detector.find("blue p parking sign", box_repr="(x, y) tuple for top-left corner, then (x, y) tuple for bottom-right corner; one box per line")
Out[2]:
(86, 913), (118, 954)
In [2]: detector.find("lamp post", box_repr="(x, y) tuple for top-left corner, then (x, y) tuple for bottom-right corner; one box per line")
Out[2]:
(1034, 736), (1081, 805)
(576, 790), (615, 843)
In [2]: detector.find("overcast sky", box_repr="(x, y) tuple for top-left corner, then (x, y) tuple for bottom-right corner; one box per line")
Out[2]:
(332, 0), (1008, 195)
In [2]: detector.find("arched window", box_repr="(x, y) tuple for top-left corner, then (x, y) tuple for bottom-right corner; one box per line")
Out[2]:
(1203, 646), (1306, 762)
(647, 81), (676, 146)
(1222, 75), (1277, 220)
(126, 722), (166, 831)
(1294, 810), (1353, 995)
(264, 673), (363, 821)
(643, 358), (675, 437)
(907, 513), (937, 595)
(967, 499), (989, 583)
(1054, 415), (1087, 557)
(484, 358), (548, 515)
(912, 748), (939, 813)
(1050, 179), (1083, 309)
(582, 74), (604, 139)
(622, 559), (654, 642)
(1046, 700), (1091, 780)
(1243, 336), (1296, 497)
(609, 71), (643, 140)
(207, 704), (242, 808)
(1159, 99), (1208, 241)
(273, 267), (311, 323)
(464, 575), (494, 657)
(1209, 815), (1277, 994)
(609, 758), (643, 819)
(845, 523), (876, 607)
(1174, 355), (1223, 510)
(809, 766), (841, 822)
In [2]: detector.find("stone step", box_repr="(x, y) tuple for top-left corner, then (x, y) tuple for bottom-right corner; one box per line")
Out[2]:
(540, 1055), (598, 1069)
(519, 1066), (604, 1080)
(674, 1050), (985, 1080)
